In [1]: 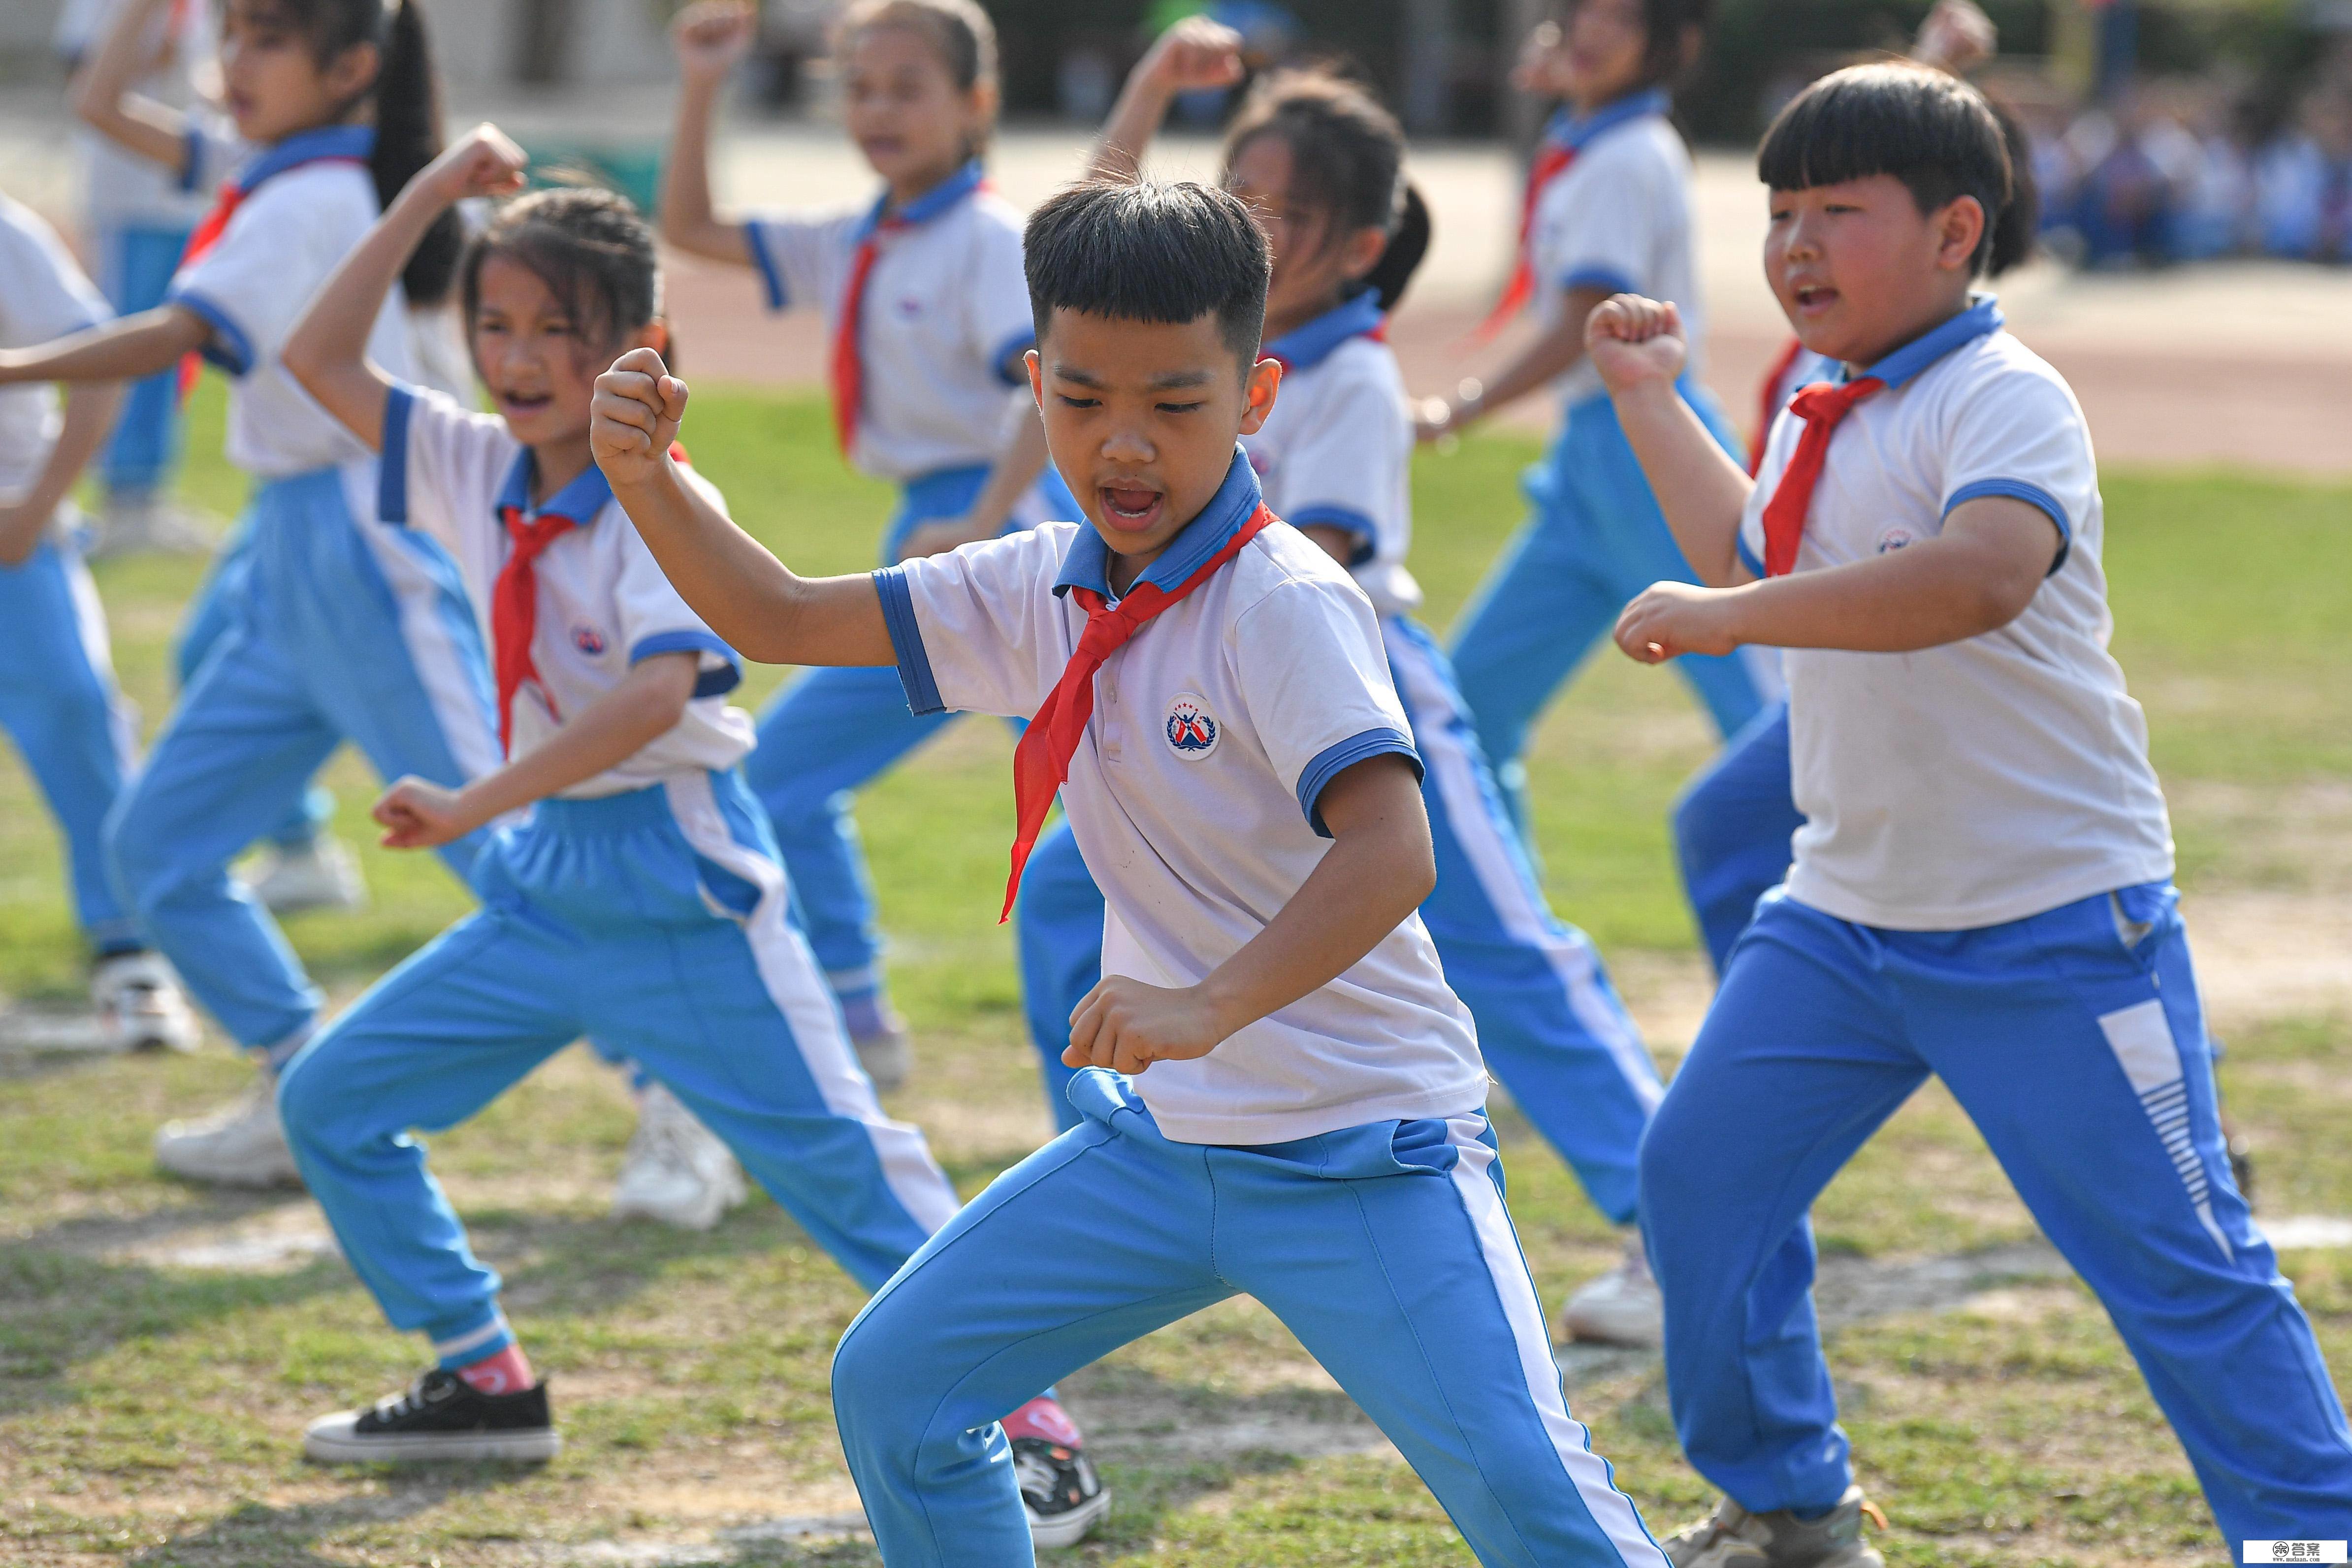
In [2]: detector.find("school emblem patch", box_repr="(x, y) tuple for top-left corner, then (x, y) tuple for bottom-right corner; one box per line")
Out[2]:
(1164, 692), (1221, 760)
(571, 623), (609, 656)
(1875, 525), (1917, 555)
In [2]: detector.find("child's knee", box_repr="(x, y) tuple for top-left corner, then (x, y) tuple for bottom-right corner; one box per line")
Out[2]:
(830, 1305), (924, 1443)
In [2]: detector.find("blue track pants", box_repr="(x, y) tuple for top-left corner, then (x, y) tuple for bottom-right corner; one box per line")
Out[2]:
(0, 528), (143, 954)
(94, 223), (192, 501)
(107, 469), (500, 1049)
(1638, 883), (2352, 1542)
(833, 1068), (1670, 1567)
(278, 771), (962, 1366)
(1670, 699), (1801, 975)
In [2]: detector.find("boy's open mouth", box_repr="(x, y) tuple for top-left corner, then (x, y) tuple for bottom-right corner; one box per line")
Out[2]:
(498, 390), (555, 416)
(1098, 483), (1166, 534)
(1791, 284), (1839, 316)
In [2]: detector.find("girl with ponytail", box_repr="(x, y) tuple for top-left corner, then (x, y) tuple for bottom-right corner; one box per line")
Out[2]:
(11, 0), (507, 1188)
(1016, 17), (1676, 1353)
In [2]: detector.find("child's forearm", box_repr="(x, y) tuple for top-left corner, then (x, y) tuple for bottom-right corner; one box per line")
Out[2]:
(941, 403), (1050, 547)
(1194, 755), (1435, 1038)
(457, 654), (697, 826)
(1439, 287), (1609, 430)
(1088, 72), (1175, 183)
(69, 0), (190, 175)
(1611, 376), (1754, 587)
(0, 382), (126, 567)
(661, 74), (752, 266)
(1703, 500), (2055, 652)
(286, 181), (455, 447)
(0, 308), (208, 387)
(608, 457), (896, 667)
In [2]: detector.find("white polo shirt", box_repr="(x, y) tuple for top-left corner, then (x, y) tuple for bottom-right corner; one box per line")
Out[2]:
(0, 195), (111, 506)
(742, 161), (1035, 484)
(166, 126), (418, 479)
(1250, 291), (1422, 618)
(380, 385), (754, 797)
(1530, 92), (1706, 408)
(1738, 298), (2174, 930)
(877, 449), (1484, 1145)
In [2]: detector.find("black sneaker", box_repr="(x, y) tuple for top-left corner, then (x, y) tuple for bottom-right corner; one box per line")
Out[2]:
(1013, 1434), (1109, 1549)
(303, 1368), (562, 1463)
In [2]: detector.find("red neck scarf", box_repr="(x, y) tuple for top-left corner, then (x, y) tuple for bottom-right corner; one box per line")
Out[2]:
(1750, 336), (1808, 479)
(1758, 378), (1883, 577)
(828, 162), (987, 457)
(491, 507), (580, 755)
(1475, 140), (1577, 340)
(999, 503), (1279, 921)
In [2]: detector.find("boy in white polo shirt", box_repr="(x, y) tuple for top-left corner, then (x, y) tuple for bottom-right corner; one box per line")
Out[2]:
(594, 179), (1669, 1568)
(1584, 64), (2352, 1566)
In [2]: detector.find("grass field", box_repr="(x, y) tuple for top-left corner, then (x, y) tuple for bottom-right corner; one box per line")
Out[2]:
(0, 382), (2347, 1567)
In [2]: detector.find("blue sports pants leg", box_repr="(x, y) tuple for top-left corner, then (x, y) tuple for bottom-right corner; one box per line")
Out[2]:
(746, 665), (959, 1001)
(106, 614), (340, 1048)
(1390, 617), (1659, 1224)
(1671, 700), (1801, 976)
(0, 539), (142, 952)
(1012, 820), (1098, 1134)
(96, 225), (192, 501)
(834, 1071), (1667, 1567)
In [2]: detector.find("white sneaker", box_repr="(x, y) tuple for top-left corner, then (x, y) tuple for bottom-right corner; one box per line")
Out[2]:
(91, 951), (201, 1054)
(853, 1018), (913, 1093)
(86, 494), (214, 558)
(611, 1083), (748, 1231)
(245, 836), (368, 916)
(1558, 1233), (1664, 1348)
(155, 1072), (302, 1187)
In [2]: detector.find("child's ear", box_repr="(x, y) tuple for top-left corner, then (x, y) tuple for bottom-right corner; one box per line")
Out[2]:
(636, 320), (673, 357)
(1936, 195), (1988, 274)
(1024, 346), (1044, 406)
(1343, 225), (1388, 284)
(1240, 357), (1281, 436)
(326, 41), (382, 105)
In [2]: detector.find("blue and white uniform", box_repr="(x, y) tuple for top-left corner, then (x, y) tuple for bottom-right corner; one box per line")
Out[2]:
(738, 161), (1076, 1012)
(1639, 302), (2352, 1543)
(1015, 293), (1662, 1224)
(833, 452), (1667, 1568)
(275, 386), (963, 1369)
(1670, 345), (1834, 973)
(1450, 91), (1767, 831)
(104, 127), (500, 1056)
(0, 195), (145, 956)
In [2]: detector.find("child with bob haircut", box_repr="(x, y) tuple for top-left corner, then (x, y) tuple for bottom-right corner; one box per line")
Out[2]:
(593, 177), (1672, 1568)
(663, 0), (1074, 1089)
(270, 130), (1095, 1502)
(1585, 63), (2352, 1564)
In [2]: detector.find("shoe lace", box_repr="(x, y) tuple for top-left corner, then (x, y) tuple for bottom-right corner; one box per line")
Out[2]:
(1859, 1498), (1889, 1533)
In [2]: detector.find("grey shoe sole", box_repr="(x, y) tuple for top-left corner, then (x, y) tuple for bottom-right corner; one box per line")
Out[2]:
(1027, 1486), (1111, 1550)
(855, 1031), (913, 1093)
(303, 1419), (562, 1465)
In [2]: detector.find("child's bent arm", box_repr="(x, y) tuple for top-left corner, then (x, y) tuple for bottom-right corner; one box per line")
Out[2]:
(661, 3), (758, 268)
(374, 654), (700, 849)
(1084, 18), (1244, 184)
(1063, 754), (1435, 1075)
(1615, 494), (2059, 663)
(898, 401), (1051, 558)
(0, 309), (210, 387)
(69, 0), (190, 176)
(285, 127), (529, 448)
(1587, 294), (1752, 585)
(0, 382), (125, 567)
(593, 349), (896, 666)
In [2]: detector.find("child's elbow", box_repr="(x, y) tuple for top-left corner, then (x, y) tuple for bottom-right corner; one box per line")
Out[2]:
(1967, 561), (2045, 635)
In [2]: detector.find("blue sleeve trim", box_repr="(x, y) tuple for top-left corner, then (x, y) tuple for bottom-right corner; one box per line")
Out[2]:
(178, 126), (207, 193)
(742, 222), (789, 313)
(873, 567), (945, 716)
(379, 386), (414, 523)
(1945, 478), (2071, 576)
(1561, 266), (1638, 297)
(1735, 530), (1766, 579)
(630, 629), (742, 697)
(1296, 726), (1422, 838)
(166, 287), (253, 376)
(988, 326), (1037, 388)
(1286, 505), (1379, 567)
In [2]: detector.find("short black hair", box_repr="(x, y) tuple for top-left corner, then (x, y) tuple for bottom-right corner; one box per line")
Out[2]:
(1222, 69), (1431, 312)
(1759, 62), (2030, 276)
(462, 186), (662, 351)
(1024, 181), (1271, 364)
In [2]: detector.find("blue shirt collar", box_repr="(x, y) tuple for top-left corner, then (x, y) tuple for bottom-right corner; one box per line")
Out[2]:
(1053, 447), (1263, 601)
(1541, 88), (1672, 154)
(859, 159), (986, 239)
(1843, 295), (2004, 389)
(235, 125), (376, 194)
(1262, 290), (1385, 371)
(496, 448), (615, 527)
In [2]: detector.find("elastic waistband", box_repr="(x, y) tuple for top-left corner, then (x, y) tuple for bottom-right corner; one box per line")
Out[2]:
(530, 779), (688, 835)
